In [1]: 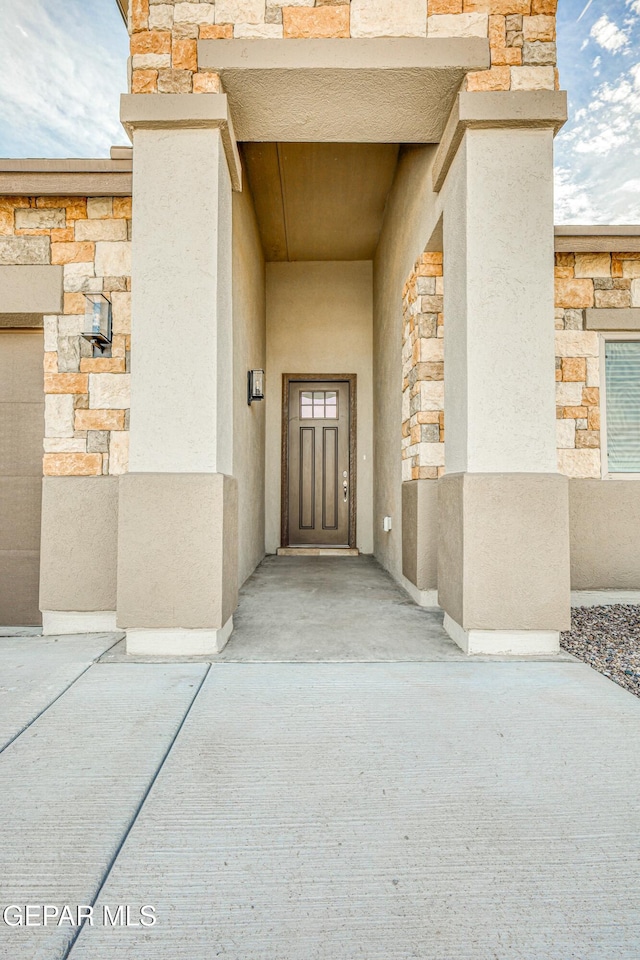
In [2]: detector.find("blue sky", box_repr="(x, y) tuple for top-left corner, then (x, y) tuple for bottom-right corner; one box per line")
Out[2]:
(0, 0), (639, 223)
(0, 0), (128, 157)
(556, 0), (640, 222)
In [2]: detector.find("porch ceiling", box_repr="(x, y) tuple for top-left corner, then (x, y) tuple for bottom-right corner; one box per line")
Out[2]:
(199, 39), (490, 143)
(241, 141), (399, 262)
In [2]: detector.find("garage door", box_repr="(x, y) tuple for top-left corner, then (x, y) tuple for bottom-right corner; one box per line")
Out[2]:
(0, 330), (44, 625)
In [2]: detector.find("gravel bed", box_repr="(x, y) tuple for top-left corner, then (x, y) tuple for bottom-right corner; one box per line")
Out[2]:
(561, 605), (640, 698)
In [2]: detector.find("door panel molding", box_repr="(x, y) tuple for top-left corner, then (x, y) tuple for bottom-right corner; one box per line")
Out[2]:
(322, 426), (338, 532)
(299, 425), (315, 530)
(281, 373), (357, 549)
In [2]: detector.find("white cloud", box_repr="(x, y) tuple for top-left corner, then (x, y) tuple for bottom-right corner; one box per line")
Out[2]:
(555, 167), (603, 223)
(590, 14), (630, 53)
(0, 0), (128, 158)
(626, 0), (640, 15)
(599, 79), (633, 103)
(574, 131), (630, 156)
(555, 163), (640, 225)
(592, 66), (640, 117)
(555, 36), (640, 226)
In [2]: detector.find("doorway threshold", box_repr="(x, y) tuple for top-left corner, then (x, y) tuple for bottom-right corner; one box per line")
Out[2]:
(277, 547), (359, 557)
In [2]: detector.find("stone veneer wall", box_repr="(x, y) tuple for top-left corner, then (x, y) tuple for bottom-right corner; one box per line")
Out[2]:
(554, 251), (640, 479)
(128, 0), (559, 95)
(401, 252), (444, 482)
(0, 197), (131, 477)
(401, 248), (640, 484)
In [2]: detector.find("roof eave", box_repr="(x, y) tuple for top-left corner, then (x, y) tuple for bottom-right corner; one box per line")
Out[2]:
(115, 0), (128, 26)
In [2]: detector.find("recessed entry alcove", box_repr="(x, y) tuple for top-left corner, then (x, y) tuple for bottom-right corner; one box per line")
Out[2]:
(219, 34), (490, 574)
(239, 140), (406, 557)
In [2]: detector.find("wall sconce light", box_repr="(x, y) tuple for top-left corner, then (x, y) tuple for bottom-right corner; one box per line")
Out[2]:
(81, 294), (112, 352)
(247, 369), (265, 405)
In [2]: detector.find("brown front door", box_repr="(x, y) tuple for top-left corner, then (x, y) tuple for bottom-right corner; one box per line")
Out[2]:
(283, 376), (355, 548)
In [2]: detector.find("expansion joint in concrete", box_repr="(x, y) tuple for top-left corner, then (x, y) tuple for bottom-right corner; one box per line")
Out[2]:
(0, 637), (123, 756)
(59, 663), (211, 960)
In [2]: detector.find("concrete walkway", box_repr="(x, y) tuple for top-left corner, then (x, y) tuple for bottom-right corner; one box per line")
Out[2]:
(1, 558), (639, 959)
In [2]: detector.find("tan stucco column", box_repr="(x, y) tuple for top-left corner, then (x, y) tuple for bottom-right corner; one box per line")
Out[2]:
(117, 94), (242, 655)
(435, 91), (571, 655)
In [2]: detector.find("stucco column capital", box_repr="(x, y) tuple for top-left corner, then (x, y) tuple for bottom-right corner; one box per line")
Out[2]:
(433, 89), (568, 192)
(120, 93), (242, 191)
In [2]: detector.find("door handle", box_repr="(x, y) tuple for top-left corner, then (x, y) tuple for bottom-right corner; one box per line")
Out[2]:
(343, 479), (348, 502)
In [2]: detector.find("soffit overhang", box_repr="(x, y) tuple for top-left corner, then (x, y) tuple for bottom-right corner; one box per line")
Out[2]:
(198, 38), (490, 143)
(115, 0), (128, 25)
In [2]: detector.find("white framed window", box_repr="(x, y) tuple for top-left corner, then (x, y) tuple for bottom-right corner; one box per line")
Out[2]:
(601, 332), (640, 479)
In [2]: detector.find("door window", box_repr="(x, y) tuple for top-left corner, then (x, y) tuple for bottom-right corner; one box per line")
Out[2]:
(300, 390), (339, 419)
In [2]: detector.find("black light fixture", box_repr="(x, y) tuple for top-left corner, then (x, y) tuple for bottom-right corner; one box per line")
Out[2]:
(81, 294), (112, 352)
(247, 369), (265, 405)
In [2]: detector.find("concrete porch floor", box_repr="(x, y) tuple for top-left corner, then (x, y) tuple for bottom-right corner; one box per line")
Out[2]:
(1, 560), (639, 958)
(101, 555), (573, 663)
(222, 555), (456, 661)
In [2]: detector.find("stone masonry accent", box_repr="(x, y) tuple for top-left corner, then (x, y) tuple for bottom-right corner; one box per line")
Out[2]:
(401, 247), (640, 485)
(401, 252), (445, 482)
(0, 196), (132, 477)
(554, 250), (640, 479)
(129, 1), (558, 95)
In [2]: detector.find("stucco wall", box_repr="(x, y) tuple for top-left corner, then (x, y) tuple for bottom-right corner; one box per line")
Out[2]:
(130, 127), (232, 475)
(233, 182), (266, 586)
(265, 260), (373, 554)
(40, 476), (118, 613)
(117, 472), (237, 629)
(570, 479), (640, 590)
(373, 145), (439, 580)
(401, 479), (438, 591)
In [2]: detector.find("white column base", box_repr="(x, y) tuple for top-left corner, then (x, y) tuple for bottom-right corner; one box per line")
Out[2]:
(42, 611), (118, 636)
(443, 614), (560, 656)
(125, 617), (234, 657)
(399, 576), (440, 609)
(571, 590), (640, 607)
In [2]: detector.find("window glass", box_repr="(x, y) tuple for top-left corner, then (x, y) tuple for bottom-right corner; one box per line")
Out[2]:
(605, 341), (640, 473)
(299, 390), (339, 420)
(300, 391), (313, 419)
